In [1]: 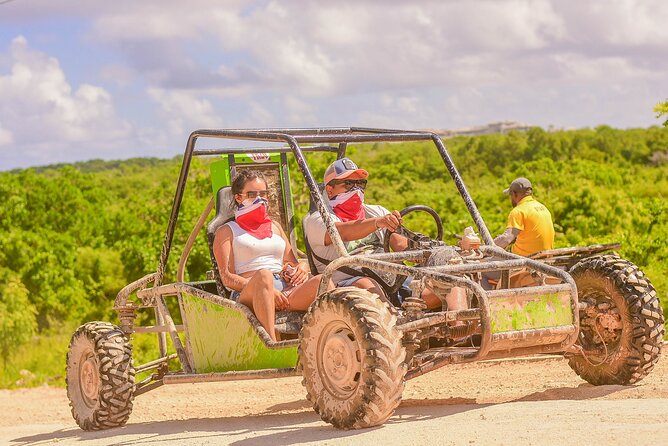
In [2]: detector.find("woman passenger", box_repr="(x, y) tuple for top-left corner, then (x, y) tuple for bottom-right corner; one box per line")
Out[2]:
(213, 170), (329, 341)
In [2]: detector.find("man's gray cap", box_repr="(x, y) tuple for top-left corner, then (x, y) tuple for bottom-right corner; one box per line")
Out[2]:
(503, 177), (532, 194)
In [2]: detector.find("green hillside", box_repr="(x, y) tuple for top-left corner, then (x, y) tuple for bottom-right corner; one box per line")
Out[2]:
(1, 126), (667, 387)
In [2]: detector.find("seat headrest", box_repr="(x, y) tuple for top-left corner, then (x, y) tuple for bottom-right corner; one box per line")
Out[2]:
(308, 183), (331, 214)
(207, 186), (235, 236)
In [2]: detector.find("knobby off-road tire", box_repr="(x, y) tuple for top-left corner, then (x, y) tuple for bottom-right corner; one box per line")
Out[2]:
(568, 255), (664, 385)
(66, 321), (135, 430)
(299, 287), (407, 429)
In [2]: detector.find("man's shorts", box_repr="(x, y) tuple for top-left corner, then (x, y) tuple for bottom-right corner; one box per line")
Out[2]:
(336, 275), (413, 306)
(229, 273), (289, 302)
(336, 276), (360, 287)
(337, 275), (413, 287)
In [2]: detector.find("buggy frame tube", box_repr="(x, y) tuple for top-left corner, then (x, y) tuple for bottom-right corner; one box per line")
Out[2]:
(154, 295), (193, 373)
(280, 152), (297, 252)
(319, 248), (580, 357)
(162, 367), (300, 384)
(155, 309), (167, 358)
(282, 135), (349, 257)
(193, 145), (342, 156)
(177, 196), (215, 282)
(431, 135), (494, 245)
(321, 253), (495, 360)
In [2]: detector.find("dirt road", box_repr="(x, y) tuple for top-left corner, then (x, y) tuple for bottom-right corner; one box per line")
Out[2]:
(2, 355), (668, 445)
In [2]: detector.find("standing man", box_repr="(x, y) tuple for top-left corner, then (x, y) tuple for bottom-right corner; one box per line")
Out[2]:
(493, 177), (555, 255)
(303, 157), (467, 312)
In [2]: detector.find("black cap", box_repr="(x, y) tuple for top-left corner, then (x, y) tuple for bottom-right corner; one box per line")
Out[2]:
(503, 177), (532, 194)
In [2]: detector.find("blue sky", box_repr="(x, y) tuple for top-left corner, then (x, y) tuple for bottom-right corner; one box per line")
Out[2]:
(1, 0), (667, 170)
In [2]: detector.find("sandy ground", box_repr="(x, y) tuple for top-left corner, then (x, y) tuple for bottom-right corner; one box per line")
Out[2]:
(2, 355), (668, 446)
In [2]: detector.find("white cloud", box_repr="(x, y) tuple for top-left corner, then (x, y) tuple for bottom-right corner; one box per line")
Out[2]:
(440, 1), (566, 51)
(0, 123), (13, 146)
(283, 96), (315, 125)
(246, 101), (274, 126)
(147, 88), (221, 136)
(99, 64), (136, 86)
(94, 10), (200, 42)
(1, 1), (651, 104)
(553, 53), (655, 82)
(0, 36), (132, 167)
(356, 93), (442, 129)
(1, 1), (667, 168)
(555, 1), (668, 46)
(380, 95), (420, 115)
(68, 0), (665, 97)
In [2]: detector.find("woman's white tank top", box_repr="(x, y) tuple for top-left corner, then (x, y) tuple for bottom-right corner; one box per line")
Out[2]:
(226, 221), (285, 275)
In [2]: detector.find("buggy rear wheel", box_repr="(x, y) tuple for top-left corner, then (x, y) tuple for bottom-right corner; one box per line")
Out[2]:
(299, 287), (406, 429)
(66, 321), (135, 430)
(567, 255), (664, 385)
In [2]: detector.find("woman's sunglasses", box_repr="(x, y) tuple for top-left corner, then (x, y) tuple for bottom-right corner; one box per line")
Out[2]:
(327, 179), (368, 190)
(240, 190), (269, 199)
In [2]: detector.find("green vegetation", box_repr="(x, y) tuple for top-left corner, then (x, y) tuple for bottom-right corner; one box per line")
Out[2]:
(0, 270), (37, 370)
(656, 99), (668, 127)
(1, 126), (667, 388)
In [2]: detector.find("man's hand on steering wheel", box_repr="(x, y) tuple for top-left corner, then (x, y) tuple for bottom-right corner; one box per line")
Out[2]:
(382, 205), (444, 253)
(374, 210), (403, 233)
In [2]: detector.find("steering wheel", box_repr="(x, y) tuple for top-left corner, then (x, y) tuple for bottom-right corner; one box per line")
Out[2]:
(382, 204), (444, 253)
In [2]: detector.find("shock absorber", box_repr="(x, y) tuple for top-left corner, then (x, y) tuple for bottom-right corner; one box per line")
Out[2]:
(402, 278), (427, 319)
(117, 306), (136, 334)
(401, 279), (427, 364)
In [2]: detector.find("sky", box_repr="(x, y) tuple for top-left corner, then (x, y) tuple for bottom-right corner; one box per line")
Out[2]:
(0, 0), (667, 170)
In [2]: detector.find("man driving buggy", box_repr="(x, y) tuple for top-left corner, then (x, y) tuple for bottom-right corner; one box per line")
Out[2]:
(303, 157), (468, 312)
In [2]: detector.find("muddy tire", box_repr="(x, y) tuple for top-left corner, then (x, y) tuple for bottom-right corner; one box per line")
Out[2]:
(66, 321), (135, 430)
(299, 287), (407, 429)
(567, 255), (664, 385)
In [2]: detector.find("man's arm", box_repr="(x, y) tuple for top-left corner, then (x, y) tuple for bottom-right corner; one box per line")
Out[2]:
(327, 219), (378, 244)
(493, 227), (520, 249)
(323, 211), (402, 246)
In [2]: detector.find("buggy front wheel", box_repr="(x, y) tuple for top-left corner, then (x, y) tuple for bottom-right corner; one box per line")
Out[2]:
(299, 287), (407, 429)
(66, 321), (135, 430)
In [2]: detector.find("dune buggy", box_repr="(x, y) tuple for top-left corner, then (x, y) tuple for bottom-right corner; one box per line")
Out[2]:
(66, 127), (664, 430)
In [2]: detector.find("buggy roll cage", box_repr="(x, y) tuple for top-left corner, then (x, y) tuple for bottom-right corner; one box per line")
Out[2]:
(154, 127), (496, 288)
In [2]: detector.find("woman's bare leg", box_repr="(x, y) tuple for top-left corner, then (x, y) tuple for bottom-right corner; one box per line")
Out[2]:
(349, 277), (379, 296)
(239, 269), (277, 341)
(350, 277), (396, 306)
(287, 275), (333, 311)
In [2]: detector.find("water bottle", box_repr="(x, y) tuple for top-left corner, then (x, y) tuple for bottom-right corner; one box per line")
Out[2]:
(462, 226), (481, 250)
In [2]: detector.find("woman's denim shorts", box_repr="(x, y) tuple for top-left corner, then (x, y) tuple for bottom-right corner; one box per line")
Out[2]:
(229, 273), (289, 302)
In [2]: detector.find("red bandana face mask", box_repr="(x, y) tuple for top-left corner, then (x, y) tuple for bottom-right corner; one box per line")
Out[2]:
(329, 189), (365, 222)
(234, 198), (272, 239)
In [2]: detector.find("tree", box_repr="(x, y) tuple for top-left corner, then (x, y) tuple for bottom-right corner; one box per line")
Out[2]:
(654, 99), (668, 127)
(0, 272), (37, 370)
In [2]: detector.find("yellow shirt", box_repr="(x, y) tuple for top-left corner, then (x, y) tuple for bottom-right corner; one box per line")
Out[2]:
(507, 196), (555, 256)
